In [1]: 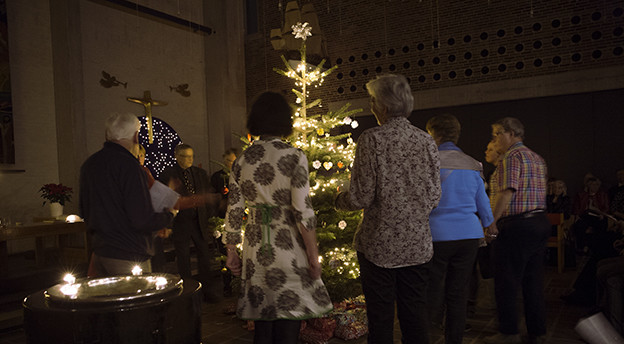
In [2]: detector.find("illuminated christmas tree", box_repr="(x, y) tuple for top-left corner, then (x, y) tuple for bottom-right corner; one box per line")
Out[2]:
(274, 22), (363, 301)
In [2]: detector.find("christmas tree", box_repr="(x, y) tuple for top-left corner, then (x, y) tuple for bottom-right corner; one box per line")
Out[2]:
(273, 22), (363, 301)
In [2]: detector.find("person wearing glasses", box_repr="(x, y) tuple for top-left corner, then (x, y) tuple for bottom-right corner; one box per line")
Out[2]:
(484, 117), (549, 344)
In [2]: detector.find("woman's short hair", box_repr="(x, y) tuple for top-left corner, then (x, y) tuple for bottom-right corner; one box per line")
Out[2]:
(175, 143), (193, 155)
(365, 74), (414, 118)
(105, 113), (141, 141)
(247, 92), (293, 137)
(494, 117), (525, 140)
(426, 114), (461, 144)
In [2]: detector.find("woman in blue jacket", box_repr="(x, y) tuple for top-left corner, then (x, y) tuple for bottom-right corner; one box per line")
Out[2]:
(426, 114), (494, 344)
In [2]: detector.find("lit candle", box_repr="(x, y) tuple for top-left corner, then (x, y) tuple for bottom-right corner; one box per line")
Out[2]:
(63, 273), (76, 285)
(132, 265), (143, 276)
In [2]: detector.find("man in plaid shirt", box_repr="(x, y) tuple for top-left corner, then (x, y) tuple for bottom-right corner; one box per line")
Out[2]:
(484, 117), (549, 344)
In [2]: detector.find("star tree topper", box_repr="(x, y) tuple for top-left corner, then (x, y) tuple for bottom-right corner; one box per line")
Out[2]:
(292, 22), (312, 41)
(274, 22), (338, 142)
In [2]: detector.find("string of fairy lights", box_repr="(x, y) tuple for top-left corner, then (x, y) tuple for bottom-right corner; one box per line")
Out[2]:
(131, 23), (364, 284)
(138, 116), (181, 178)
(276, 22), (363, 281)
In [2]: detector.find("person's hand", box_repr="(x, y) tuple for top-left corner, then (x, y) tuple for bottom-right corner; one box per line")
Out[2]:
(168, 178), (182, 191)
(226, 250), (242, 276)
(156, 228), (172, 238)
(485, 222), (499, 243)
(307, 257), (322, 280)
(191, 193), (222, 207)
(204, 193), (223, 207)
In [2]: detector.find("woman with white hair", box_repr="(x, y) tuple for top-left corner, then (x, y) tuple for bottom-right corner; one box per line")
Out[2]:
(336, 74), (441, 343)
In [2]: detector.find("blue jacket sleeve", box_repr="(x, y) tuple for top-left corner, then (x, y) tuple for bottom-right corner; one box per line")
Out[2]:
(475, 172), (494, 227)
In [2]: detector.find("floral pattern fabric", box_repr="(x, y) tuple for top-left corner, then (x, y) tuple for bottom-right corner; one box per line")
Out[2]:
(224, 138), (332, 320)
(336, 117), (441, 268)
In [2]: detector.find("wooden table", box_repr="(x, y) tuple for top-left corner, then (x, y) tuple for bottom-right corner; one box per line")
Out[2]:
(0, 221), (89, 273)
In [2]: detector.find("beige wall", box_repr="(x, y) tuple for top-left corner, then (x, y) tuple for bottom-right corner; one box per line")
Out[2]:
(0, 0), (246, 253)
(1, 0), (58, 223)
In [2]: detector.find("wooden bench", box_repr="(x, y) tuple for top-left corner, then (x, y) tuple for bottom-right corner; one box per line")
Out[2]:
(546, 213), (565, 273)
(0, 221), (88, 274)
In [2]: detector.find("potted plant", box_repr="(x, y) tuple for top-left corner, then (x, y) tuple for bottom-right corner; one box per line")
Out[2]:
(39, 183), (73, 218)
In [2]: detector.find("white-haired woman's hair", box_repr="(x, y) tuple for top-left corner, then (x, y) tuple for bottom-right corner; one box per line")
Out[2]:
(365, 74), (414, 118)
(105, 113), (141, 141)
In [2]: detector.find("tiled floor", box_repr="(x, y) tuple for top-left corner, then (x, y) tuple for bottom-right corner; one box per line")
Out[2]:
(0, 251), (598, 343)
(198, 266), (589, 344)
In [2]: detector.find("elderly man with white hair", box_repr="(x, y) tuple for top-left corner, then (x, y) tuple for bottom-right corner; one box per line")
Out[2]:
(336, 74), (441, 344)
(80, 113), (174, 277)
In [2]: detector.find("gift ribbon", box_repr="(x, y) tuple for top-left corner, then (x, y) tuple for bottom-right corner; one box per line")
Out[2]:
(251, 204), (277, 254)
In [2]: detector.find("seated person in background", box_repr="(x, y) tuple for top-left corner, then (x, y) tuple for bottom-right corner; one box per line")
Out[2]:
(562, 216), (624, 306)
(596, 219), (624, 331)
(583, 172), (597, 192)
(547, 177), (556, 198)
(573, 177), (610, 216)
(547, 179), (572, 219)
(609, 169), (624, 219)
(572, 177), (610, 254)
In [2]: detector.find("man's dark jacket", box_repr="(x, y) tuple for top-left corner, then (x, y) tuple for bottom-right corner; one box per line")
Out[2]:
(79, 141), (173, 261)
(159, 164), (216, 239)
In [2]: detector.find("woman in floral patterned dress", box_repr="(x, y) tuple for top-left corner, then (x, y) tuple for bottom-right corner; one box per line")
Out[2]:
(224, 92), (332, 343)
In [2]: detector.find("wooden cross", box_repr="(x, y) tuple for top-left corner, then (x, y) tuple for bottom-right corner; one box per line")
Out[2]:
(126, 91), (167, 144)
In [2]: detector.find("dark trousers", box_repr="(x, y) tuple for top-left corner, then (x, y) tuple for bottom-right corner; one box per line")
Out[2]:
(358, 252), (430, 344)
(253, 320), (301, 344)
(571, 229), (620, 303)
(151, 236), (166, 272)
(90, 253), (151, 277)
(572, 214), (607, 252)
(173, 219), (223, 302)
(492, 214), (550, 336)
(427, 239), (479, 344)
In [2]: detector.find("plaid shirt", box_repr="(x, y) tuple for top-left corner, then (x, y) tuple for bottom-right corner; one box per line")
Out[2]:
(489, 166), (499, 212)
(494, 142), (547, 217)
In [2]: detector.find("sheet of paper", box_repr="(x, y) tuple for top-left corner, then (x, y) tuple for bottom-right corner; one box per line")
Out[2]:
(150, 181), (179, 212)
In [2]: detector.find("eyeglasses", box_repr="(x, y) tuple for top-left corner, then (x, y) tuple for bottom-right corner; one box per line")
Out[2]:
(492, 130), (506, 139)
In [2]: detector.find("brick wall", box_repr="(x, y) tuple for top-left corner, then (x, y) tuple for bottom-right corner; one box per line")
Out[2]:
(245, 0), (623, 108)
(243, 0), (624, 194)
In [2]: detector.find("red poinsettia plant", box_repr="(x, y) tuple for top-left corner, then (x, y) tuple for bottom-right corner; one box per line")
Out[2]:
(39, 183), (73, 206)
